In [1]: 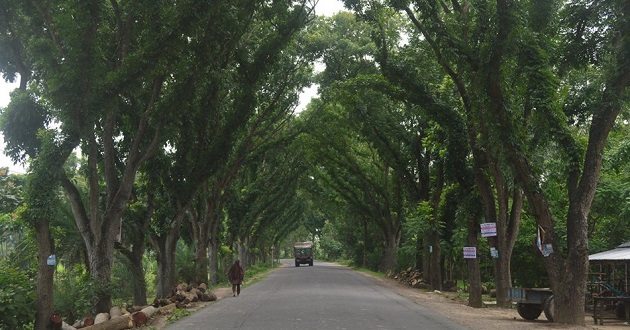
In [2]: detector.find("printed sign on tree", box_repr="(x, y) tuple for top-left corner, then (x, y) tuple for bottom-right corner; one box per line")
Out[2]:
(463, 247), (477, 259)
(480, 222), (497, 237)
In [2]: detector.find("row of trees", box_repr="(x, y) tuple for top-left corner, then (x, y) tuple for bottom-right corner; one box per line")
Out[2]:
(294, 0), (630, 325)
(1, 0), (629, 328)
(0, 1), (323, 329)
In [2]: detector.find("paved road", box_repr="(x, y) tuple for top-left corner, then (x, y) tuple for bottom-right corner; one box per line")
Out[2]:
(164, 260), (469, 330)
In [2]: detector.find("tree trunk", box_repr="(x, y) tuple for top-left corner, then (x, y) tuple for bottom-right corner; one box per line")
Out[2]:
(362, 218), (369, 268)
(208, 216), (220, 285)
(152, 207), (186, 298)
(80, 314), (134, 330)
(118, 248), (147, 306)
(89, 243), (114, 313)
(415, 232), (424, 271)
(427, 227), (442, 291)
(380, 224), (400, 272)
(422, 233), (431, 284)
(193, 244), (209, 285)
(155, 234), (178, 298)
(466, 212), (483, 308)
(128, 250), (148, 306)
(34, 218), (55, 330)
(191, 194), (210, 285)
(550, 259), (588, 324)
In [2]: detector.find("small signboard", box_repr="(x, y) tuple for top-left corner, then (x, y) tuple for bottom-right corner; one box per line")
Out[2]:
(480, 222), (497, 237)
(47, 254), (56, 266)
(490, 247), (499, 259)
(463, 247), (477, 259)
(542, 244), (554, 257)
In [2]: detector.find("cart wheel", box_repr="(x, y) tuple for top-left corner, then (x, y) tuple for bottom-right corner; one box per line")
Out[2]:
(517, 303), (543, 320)
(543, 295), (554, 322)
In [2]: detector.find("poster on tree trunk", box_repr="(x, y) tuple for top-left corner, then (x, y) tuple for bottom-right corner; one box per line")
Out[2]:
(463, 247), (477, 259)
(480, 222), (497, 237)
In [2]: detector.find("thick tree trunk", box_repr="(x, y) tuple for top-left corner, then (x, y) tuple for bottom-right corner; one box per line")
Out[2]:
(493, 250), (511, 306)
(80, 314), (134, 330)
(128, 251), (148, 306)
(427, 227), (442, 290)
(155, 235), (178, 298)
(191, 194), (210, 285)
(208, 218), (220, 285)
(193, 244), (209, 285)
(466, 212), (483, 308)
(380, 226), (400, 272)
(34, 218), (55, 330)
(89, 242), (114, 313)
(549, 257), (588, 324)
(422, 233), (430, 284)
(152, 208), (186, 298)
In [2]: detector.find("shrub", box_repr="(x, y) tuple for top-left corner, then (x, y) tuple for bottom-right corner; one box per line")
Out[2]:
(0, 260), (36, 330)
(53, 265), (96, 323)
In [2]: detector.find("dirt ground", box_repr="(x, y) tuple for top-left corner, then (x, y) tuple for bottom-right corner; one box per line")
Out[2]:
(143, 265), (630, 330)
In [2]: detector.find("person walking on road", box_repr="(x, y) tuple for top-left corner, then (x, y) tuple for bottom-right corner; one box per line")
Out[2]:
(228, 259), (245, 297)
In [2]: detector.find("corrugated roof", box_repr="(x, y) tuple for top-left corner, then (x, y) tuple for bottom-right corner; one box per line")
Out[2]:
(589, 242), (630, 261)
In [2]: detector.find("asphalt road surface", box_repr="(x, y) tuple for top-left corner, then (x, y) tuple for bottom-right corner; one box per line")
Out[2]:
(164, 259), (469, 330)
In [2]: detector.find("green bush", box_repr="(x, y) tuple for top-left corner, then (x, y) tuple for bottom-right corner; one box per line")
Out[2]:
(0, 260), (36, 330)
(53, 265), (96, 323)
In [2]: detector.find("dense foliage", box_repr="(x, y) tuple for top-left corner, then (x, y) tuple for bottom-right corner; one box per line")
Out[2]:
(0, 0), (628, 327)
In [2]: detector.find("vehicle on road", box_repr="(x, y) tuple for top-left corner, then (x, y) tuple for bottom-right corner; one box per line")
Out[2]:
(294, 241), (313, 267)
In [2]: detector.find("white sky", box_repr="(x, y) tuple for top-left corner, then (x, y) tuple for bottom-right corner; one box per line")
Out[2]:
(0, 0), (346, 175)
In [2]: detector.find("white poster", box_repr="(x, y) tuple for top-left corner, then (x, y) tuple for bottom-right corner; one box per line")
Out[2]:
(463, 247), (477, 259)
(480, 222), (497, 237)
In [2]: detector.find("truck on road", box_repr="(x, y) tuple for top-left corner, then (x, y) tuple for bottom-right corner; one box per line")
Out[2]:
(294, 241), (314, 267)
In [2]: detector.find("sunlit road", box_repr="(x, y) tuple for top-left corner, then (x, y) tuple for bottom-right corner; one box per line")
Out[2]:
(164, 259), (469, 330)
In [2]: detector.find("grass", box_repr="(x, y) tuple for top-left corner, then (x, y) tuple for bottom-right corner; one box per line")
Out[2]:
(165, 308), (192, 325)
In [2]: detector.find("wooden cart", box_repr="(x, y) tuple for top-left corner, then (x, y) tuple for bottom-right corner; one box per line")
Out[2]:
(508, 287), (554, 321)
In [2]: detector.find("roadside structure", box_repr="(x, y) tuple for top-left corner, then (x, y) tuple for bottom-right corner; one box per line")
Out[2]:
(588, 242), (630, 324)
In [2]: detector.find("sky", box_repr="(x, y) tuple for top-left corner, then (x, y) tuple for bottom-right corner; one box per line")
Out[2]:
(0, 0), (347, 175)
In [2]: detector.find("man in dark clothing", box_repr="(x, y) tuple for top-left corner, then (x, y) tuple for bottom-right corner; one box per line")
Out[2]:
(228, 259), (245, 297)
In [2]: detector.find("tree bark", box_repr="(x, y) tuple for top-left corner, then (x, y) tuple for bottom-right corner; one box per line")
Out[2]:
(152, 209), (186, 298)
(34, 218), (55, 330)
(380, 220), (401, 272)
(89, 242), (115, 313)
(132, 306), (158, 326)
(154, 235), (179, 298)
(128, 248), (148, 306)
(80, 314), (134, 330)
(191, 194), (210, 285)
(208, 213), (220, 285)
(466, 212), (482, 308)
